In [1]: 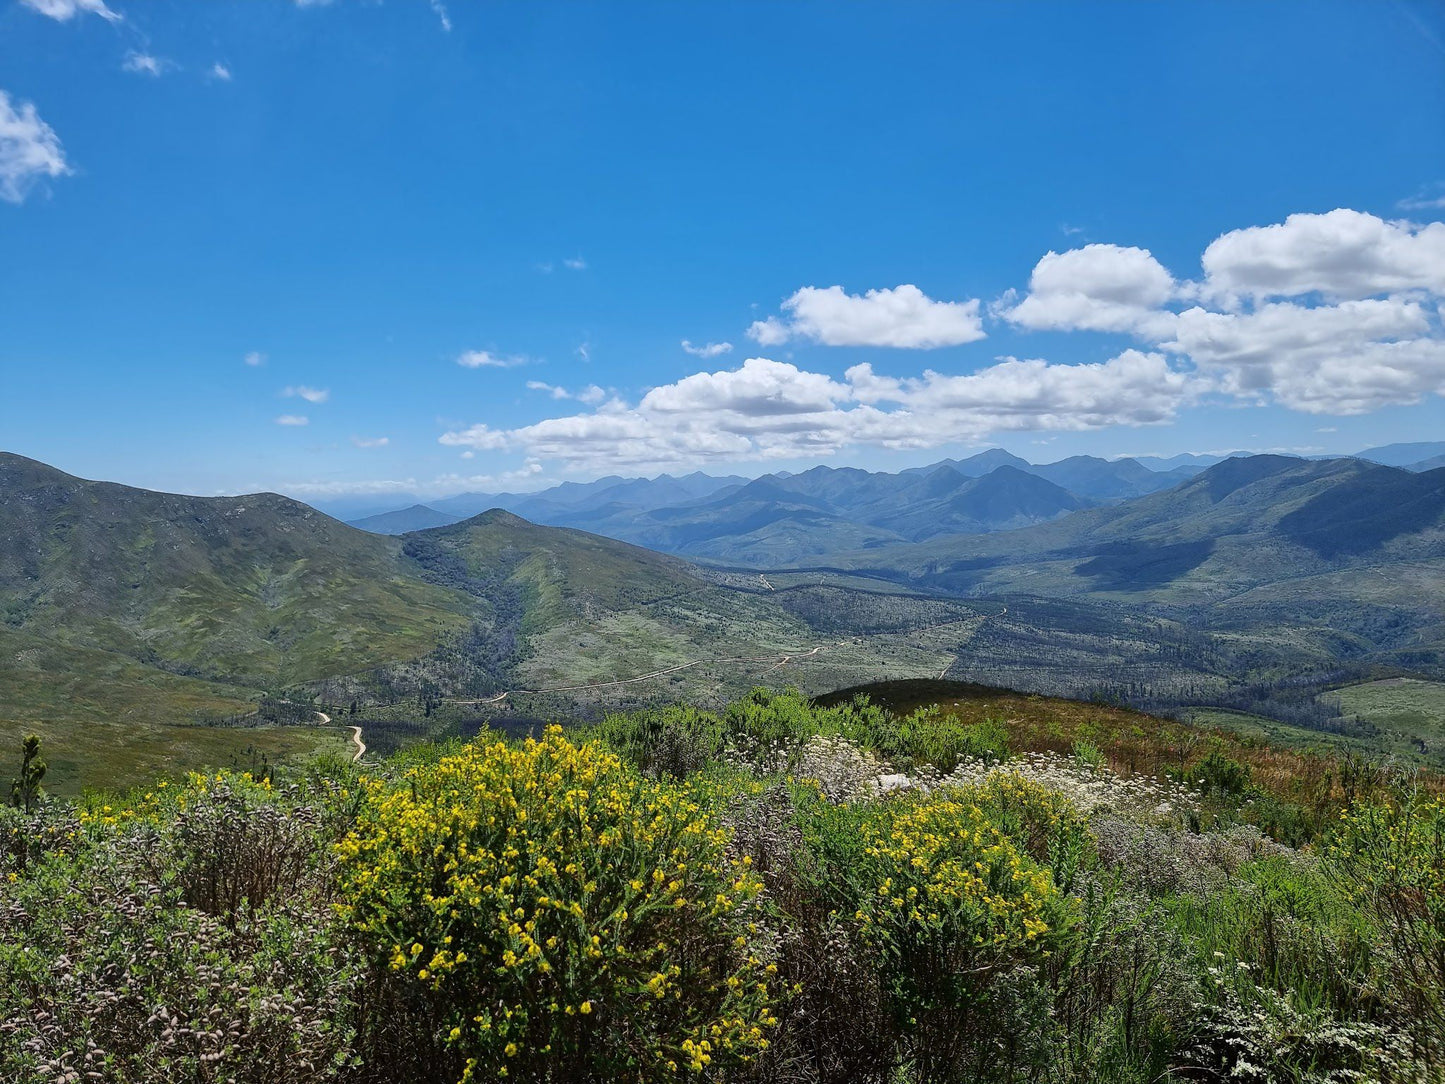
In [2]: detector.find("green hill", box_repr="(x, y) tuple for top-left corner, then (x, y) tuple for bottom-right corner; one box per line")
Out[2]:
(0, 456), (998, 787)
(0, 452), (474, 722)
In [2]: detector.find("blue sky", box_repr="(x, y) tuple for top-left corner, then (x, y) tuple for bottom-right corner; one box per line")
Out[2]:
(2, 0), (1444, 505)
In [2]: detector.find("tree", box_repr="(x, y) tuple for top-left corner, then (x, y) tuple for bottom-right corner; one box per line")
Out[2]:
(9, 734), (46, 814)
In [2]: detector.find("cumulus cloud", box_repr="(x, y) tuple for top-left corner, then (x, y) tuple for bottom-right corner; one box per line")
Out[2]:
(641, 357), (850, 416)
(846, 350), (1190, 428)
(244, 351), (266, 367)
(0, 91), (70, 204)
(435, 205), (1444, 474)
(1001, 244), (1179, 337)
(457, 349), (531, 369)
(1167, 298), (1445, 414)
(1200, 208), (1445, 300)
(210, 63), (233, 82)
(275, 414), (309, 426)
(681, 339), (733, 358)
(282, 385), (330, 403)
(351, 435), (389, 448)
(439, 353), (1194, 471)
(19, 0), (120, 21)
(997, 209), (1445, 417)
(748, 284), (986, 348)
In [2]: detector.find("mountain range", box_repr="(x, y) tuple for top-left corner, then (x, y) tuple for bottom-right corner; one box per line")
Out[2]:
(342, 443), (1445, 566)
(4, 445), (1444, 753)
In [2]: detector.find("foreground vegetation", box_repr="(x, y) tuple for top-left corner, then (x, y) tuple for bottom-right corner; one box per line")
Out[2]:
(3, 688), (1443, 1082)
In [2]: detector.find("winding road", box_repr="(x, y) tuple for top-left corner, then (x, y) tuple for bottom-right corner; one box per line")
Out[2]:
(314, 711), (366, 763)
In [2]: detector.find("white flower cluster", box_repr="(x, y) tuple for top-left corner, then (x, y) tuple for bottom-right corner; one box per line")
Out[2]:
(787, 735), (888, 803)
(943, 751), (1202, 822)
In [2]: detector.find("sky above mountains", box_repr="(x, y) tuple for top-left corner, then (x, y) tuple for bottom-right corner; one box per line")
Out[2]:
(2, 0), (1444, 502)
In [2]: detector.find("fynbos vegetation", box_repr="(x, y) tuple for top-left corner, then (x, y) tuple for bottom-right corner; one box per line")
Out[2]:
(1, 690), (1441, 1082)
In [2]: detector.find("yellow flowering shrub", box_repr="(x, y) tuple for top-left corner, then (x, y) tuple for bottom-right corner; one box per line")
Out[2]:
(845, 790), (1077, 1078)
(335, 727), (778, 1082)
(961, 770), (1090, 865)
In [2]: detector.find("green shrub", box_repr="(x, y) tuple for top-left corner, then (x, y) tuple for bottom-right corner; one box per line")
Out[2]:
(0, 801), (358, 1084)
(335, 727), (779, 1082)
(593, 704), (726, 779)
(1192, 751), (1253, 798)
(1167, 854), (1380, 1018)
(795, 784), (1076, 1082)
(1325, 793), (1445, 1064)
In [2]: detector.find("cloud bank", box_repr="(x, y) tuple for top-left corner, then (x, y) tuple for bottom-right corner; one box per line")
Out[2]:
(437, 207), (1444, 473)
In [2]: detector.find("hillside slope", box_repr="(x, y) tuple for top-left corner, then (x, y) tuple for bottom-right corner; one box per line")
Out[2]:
(0, 453), (476, 722)
(0, 456), (992, 733)
(819, 456), (1445, 672)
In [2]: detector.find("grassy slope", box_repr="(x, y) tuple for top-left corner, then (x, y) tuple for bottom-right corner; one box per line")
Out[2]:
(1333, 677), (1445, 765)
(415, 512), (977, 708)
(0, 452), (474, 725)
(6, 716), (353, 796)
(816, 678), (1445, 807)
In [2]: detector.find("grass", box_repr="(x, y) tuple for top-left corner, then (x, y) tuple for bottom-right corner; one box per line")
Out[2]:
(814, 678), (1444, 815)
(0, 715), (352, 795)
(1334, 677), (1445, 761)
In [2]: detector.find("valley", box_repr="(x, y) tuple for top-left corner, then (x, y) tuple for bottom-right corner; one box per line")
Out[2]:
(5, 446), (1445, 789)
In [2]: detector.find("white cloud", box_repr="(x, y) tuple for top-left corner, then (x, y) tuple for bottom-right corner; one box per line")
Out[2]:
(282, 385), (330, 403)
(748, 284), (985, 348)
(280, 460), (549, 500)
(19, 0), (120, 21)
(681, 339), (733, 358)
(563, 256), (587, 271)
(429, 0), (451, 31)
(457, 349), (531, 369)
(846, 350), (1190, 428)
(1167, 298), (1445, 414)
(1399, 185), (1445, 212)
(210, 63), (233, 82)
(994, 209), (1445, 418)
(244, 351), (267, 367)
(275, 414), (309, 426)
(351, 435), (389, 448)
(439, 353), (1194, 471)
(122, 52), (170, 77)
(0, 91), (70, 204)
(526, 381), (607, 404)
(1201, 208), (1445, 301)
(641, 357), (850, 416)
(432, 459), (545, 492)
(1001, 244), (1178, 336)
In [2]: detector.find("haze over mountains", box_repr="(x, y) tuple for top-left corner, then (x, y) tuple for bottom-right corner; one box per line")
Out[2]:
(342, 442), (1445, 567)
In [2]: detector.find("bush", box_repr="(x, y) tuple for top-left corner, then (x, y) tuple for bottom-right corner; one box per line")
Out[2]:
(797, 786), (1076, 1082)
(1325, 793), (1445, 1065)
(1167, 854), (1381, 1020)
(0, 809), (358, 1084)
(163, 773), (327, 923)
(1192, 751), (1253, 798)
(592, 704), (725, 780)
(335, 727), (779, 1082)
